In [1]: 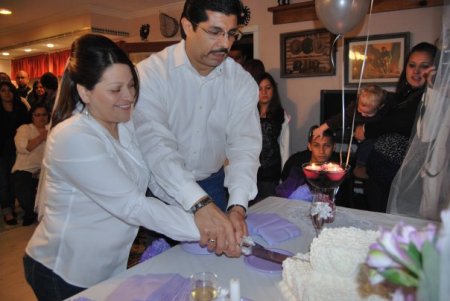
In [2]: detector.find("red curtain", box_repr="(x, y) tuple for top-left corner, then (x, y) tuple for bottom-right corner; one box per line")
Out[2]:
(11, 49), (70, 80)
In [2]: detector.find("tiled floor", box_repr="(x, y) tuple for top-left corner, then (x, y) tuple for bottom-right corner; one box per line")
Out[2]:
(0, 221), (37, 301)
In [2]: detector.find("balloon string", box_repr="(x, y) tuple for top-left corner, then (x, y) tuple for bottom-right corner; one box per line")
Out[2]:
(331, 34), (341, 70)
(344, 0), (375, 167)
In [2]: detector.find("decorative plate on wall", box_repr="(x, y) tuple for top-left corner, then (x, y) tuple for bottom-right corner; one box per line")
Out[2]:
(159, 13), (179, 38)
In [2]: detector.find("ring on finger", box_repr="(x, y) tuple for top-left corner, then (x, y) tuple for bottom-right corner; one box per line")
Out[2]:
(208, 238), (216, 244)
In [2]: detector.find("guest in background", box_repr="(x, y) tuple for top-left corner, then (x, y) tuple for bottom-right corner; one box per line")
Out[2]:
(134, 0), (261, 256)
(253, 72), (285, 203)
(15, 70), (31, 98)
(276, 125), (339, 201)
(354, 42), (438, 212)
(243, 58), (266, 82)
(12, 103), (49, 226)
(228, 45), (246, 65)
(40, 71), (58, 112)
(24, 34), (200, 301)
(313, 84), (389, 179)
(27, 80), (46, 107)
(0, 81), (29, 225)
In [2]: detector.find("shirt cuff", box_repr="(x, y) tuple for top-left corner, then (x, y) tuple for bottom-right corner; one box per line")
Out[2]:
(227, 188), (249, 211)
(179, 181), (207, 211)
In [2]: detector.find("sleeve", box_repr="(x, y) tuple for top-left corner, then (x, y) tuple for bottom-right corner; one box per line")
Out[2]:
(224, 75), (262, 209)
(278, 111), (291, 169)
(133, 58), (206, 211)
(365, 91), (422, 139)
(51, 128), (200, 242)
(14, 124), (32, 154)
(325, 101), (357, 131)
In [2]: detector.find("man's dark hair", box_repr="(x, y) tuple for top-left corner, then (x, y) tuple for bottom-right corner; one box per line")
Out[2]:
(308, 125), (335, 143)
(180, 0), (245, 39)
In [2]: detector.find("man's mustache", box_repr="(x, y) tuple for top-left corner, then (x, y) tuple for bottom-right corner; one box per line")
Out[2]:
(209, 48), (229, 55)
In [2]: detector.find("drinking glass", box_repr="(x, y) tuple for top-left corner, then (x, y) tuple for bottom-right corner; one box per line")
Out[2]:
(190, 272), (218, 301)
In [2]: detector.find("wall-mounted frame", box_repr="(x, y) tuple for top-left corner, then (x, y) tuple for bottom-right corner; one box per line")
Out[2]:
(280, 28), (336, 78)
(344, 32), (410, 86)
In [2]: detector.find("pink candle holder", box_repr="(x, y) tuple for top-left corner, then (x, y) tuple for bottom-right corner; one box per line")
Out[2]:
(302, 162), (350, 232)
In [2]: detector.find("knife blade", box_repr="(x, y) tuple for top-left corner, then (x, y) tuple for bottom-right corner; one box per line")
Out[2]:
(251, 243), (290, 264)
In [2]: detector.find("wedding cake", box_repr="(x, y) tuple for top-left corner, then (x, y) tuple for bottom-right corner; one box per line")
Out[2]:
(279, 227), (390, 301)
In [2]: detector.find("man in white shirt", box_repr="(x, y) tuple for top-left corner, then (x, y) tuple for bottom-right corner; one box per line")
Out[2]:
(134, 0), (261, 256)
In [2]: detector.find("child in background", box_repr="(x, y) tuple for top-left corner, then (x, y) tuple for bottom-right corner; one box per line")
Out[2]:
(276, 126), (338, 201)
(313, 85), (389, 179)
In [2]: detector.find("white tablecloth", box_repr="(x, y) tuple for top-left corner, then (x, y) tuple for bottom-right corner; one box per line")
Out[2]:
(69, 197), (434, 301)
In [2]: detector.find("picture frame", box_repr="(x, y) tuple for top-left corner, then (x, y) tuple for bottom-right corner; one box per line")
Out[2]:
(344, 32), (410, 86)
(280, 29), (336, 78)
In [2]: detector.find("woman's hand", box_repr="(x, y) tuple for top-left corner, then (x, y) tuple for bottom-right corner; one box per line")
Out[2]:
(424, 66), (437, 88)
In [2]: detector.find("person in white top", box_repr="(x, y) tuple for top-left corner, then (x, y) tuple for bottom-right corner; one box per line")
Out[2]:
(134, 0), (261, 257)
(12, 103), (49, 226)
(24, 34), (200, 301)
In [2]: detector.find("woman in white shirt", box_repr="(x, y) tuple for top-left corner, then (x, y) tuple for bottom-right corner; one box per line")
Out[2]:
(12, 103), (49, 226)
(24, 34), (200, 301)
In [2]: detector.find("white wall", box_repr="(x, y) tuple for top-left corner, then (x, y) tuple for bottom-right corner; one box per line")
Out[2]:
(244, 0), (442, 152)
(0, 59), (11, 76)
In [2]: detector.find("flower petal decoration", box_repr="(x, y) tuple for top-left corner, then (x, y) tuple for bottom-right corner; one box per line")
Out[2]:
(367, 248), (401, 269)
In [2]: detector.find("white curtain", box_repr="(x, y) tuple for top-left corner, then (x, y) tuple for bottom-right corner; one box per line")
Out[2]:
(387, 1), (450, 221)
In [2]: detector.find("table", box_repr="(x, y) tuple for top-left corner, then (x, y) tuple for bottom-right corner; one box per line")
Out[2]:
(69, 197), (434, 301)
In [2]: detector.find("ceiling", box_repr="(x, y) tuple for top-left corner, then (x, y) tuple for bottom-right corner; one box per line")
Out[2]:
(0, 0), (183, 60)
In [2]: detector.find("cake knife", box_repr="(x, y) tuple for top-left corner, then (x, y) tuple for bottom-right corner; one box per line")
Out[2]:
(241, 236), (289, 264)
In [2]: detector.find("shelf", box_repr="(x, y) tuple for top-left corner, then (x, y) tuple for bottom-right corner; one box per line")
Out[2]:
(268, 0), (444, 25)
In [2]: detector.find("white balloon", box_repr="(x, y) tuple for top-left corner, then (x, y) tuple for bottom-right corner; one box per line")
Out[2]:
(315, 0), (371, 35)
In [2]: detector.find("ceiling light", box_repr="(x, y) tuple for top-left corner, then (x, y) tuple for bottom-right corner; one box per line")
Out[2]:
(0, 8), (12, 15)
(24, 49), (32, 52)
(2, 52), (10, 56)
(46, 43), (54, 48)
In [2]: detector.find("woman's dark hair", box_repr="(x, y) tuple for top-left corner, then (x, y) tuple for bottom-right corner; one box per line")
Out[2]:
(51, 34), (140, 128)
(0, 80), (24, 109)
(243, 59), (266, 82)
(29, 102), (49, 119)
(257, 72), (284, 125)
(0, 72), (11, 82)
(180, 0), (245, 39)
(40, 72), (59, 91)
(395, 42), (438, 96)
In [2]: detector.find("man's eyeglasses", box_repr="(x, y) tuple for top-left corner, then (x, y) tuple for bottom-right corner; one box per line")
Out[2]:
(192, 21), (242, 42)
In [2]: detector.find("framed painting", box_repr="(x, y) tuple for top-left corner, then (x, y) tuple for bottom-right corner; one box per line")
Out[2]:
(344, 32), (410, 86)
(280, 29), (336, 78)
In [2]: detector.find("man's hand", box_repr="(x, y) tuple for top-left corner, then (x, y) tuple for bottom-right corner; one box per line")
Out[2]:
(193, 202), (240, 257)
(354, 125), (366, 142)
(228, 205), (248, 244)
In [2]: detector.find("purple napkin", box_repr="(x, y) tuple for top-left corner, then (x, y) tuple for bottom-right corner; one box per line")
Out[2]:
(288, 184), (313, 202)
(246, 213), (301, 245)
(246, 213), (281, 235)
(106, 273), (190, 301)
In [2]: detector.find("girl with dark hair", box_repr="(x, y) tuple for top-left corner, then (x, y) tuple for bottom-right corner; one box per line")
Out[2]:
(0, 81), (29, 225)
(12, 103), (49, 226)
(26, 80), (46, 107)
(24, 34), (200, 301)
(254, 72), (286, 202)
(354, 42), (438, 213)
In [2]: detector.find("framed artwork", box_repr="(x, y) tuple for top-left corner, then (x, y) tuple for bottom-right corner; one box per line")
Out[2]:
(344, 32), (410, 86)
(280, 28), (336, 78)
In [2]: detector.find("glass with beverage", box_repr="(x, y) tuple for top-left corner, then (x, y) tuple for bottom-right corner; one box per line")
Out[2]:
(190, 272), (218, 301)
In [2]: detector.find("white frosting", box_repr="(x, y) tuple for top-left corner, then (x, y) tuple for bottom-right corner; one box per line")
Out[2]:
(280, 227), (389, 301)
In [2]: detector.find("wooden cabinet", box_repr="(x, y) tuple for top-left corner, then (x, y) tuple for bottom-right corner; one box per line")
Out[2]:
(268, 0), (444, 25)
